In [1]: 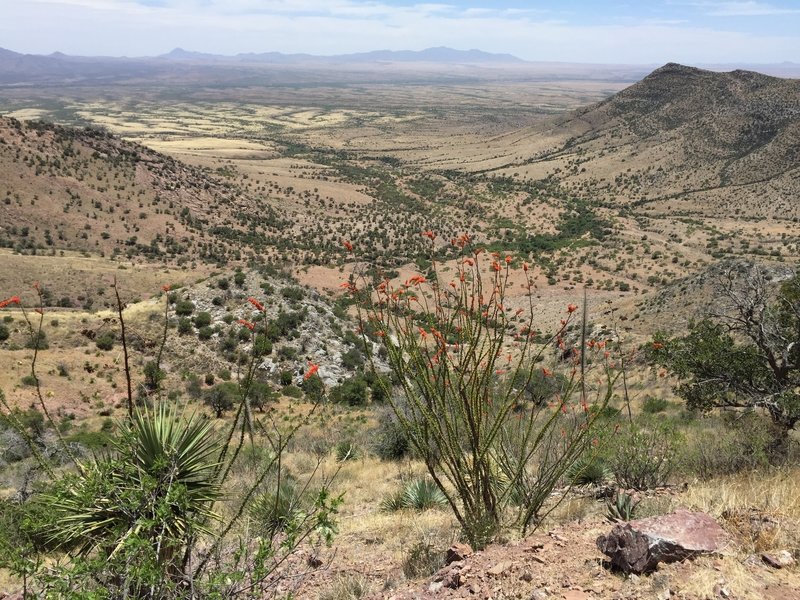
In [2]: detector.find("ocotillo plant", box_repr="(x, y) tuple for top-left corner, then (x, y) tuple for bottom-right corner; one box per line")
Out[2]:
(348, 233), (621, 547)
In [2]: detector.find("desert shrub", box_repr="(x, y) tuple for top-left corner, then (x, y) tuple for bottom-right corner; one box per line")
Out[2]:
(253, 334), (272, 356)
(248, 476), (302, 537)
(335, 440), (359, 462)
(233, 271), (246, 287)
(174, 300), (195, 316)
(143, 360), (165, 392)
(25, 330), (48, 350)
(281, 286), (305, 302)
(248, 380), (274, 411)
(204, 372), (215, 386)
(300, 373), (325, 402)
(680, 413), (775, 479)
(373, 411), (410, 460)
(198, 325), (214, 340)
(194, 311), (212, 328)
(642, 396), (669, 414)
(341, 347), (364, 370)
(277, 345), (297, 360)
(279, 370), (293, 386)
(0, 323), (8, 341)
(57, 363), (69, 377)
(330, 376), (368, 407)
(282, 384), (303, 398)
(204, 381), (239, 417)
(21, 374), (38, 386)
(177, 317), (193, 335)
(608, 423), (679, 490)
(95, 332), (115, 351)
(402, 541), (445, 579)
(64, 428), (111, 451)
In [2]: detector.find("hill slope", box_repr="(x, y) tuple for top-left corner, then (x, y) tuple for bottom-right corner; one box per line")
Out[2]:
(438, 64), (800, 219)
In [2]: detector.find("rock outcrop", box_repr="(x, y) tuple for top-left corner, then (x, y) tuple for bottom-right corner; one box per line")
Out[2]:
(597, 509), (729, 574)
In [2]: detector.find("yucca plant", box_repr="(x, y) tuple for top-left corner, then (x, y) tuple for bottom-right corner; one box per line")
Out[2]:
(380, 477), (448, 512)
(249, 476), (303, 537)
(566, 456), (611, 486)
(43, 406), (222, 577)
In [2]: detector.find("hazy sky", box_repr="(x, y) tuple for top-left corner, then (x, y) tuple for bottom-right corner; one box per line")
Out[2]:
(1, 0), (799, 63)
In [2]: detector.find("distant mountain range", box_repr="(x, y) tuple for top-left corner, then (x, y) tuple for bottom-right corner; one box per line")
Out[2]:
(160, 46), (526, 64)
(1, 46), (798, 86)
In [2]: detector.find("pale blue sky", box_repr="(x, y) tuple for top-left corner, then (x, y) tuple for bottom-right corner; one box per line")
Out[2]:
(1, 0), (798, 63)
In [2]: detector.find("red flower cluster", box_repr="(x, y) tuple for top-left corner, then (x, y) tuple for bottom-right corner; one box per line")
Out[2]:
(0, 296), (21, 310)
(304, 362), (320, 380)
(238, 318), (255, 331)
(248, 297), (265, 311)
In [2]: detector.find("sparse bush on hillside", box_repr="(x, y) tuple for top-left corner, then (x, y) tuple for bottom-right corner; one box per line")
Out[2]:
(94, 331), (115, 350)
(608, 423), (679, 490)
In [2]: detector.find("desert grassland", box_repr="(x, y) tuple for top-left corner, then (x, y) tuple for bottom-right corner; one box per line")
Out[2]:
(0, 249), (210, 307)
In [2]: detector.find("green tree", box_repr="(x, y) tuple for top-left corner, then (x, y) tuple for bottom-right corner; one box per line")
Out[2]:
(650, 264), (800, 452)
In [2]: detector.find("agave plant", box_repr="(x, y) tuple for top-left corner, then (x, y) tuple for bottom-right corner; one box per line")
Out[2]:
(43, 405), (222, 573)
(605, 491), (640, 523)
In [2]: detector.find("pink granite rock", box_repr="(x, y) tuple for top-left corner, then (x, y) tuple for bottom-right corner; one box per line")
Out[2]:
(597, 509), (729, 573)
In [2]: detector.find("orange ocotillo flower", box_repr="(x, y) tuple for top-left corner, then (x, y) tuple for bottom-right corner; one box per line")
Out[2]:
(343, 240), (353, 252)
(304, 363), (320, 380)
(238, 318), (255, 331)
(248, 297), (265, 311)
(0, 296), (21, 310)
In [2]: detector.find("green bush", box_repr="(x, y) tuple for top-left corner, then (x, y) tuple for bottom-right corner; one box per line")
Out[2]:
(177, 317), (193, 335)
(330, 376), (368, 406)
(21, 374), (38, 386)
(0, 323), (10, 341)
(300, 373), (325, 402)
(642, 396), (669, 414)
(204, 382), (239, 417)
(25, 330), (48, 350)
(248, 477), (302, 537)
(608, 423), (679, 490)
(680, 413), (775, 479)
(95, 332), (115, 351)
(373, 412), (410, 460)
(198, 326), (214, 340)
(281, 286), (305, 302)
(566, 455), (611, 486)
(174, 300), (195, 316)
(282, 384), (303, 398)
(194, 312), (212, 328)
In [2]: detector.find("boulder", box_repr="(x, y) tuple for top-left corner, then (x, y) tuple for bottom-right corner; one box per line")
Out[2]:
(445, 542), (473, 565)
(597, 509), (729, 574)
